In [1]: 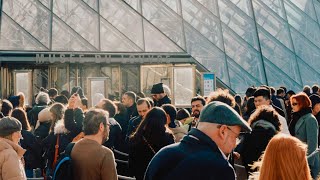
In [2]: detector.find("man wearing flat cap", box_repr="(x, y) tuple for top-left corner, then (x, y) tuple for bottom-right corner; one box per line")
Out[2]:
(145, 101), (251, 180)
(151, 83), (171, 107)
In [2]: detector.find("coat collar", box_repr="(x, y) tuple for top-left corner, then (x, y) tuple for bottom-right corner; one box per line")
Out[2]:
(0, 138), (26, 158)
(295, 113), (311, 132)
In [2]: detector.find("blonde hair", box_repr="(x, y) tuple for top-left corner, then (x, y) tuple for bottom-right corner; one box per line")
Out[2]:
(254, 134), (312, 180)
(49, 103), (66, 133)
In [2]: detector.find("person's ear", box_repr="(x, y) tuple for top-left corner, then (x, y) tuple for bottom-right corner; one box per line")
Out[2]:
(218, 125), (227, 139)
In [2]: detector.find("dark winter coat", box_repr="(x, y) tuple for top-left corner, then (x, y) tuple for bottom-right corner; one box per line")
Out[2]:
(126, 116), (142, 141)
(103, 118), (122, 150)
(145, 128), (236, 180)
(42, 120), (74, 173)
(237, 119), (278, 174)
(34, 121), (51, 141)
(155, 95), (171, 107)
(129, 132), (174, 180)
(27, 104), (47, 127)
(20, 130), (42, 169)
(64, 108), (84, 136)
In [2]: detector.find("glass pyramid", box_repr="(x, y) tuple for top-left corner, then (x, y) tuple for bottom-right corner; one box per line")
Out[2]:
(1, 0), (320, 94)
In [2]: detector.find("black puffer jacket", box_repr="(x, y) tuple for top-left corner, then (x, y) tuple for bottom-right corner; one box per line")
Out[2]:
(27, 104), (47, 127)
(34, 121), (51, 141)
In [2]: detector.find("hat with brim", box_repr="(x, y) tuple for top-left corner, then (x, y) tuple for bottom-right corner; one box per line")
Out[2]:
(199, 101), (251, 132)
(151, 83), (164, 94)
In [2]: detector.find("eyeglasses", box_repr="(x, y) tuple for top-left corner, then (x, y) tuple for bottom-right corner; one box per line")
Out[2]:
(217, 125), (242, 145)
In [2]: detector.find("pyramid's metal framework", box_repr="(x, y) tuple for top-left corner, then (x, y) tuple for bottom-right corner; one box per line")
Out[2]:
(1, 0), (320, 93)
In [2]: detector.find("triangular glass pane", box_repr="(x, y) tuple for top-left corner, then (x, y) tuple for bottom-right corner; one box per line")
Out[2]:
(297, 56), (320, 86)
(53, 0), (99, 49)
(0, 13), (47, 50)
(51, 16), (96, 51)
(124, 0), (140, 12)
(181, 0), (223, 50)
(161, 0), (179, 14)
(284, 0), (320, 49)
(264, 57), (302, 92)
(218, 0), (259, 50)
(227, 57), (262, 94)
(290, 0), (317, 21)
(141, 0), (185, 49)
(261, 0), (286, 19)
(184, 22), (229, 85)
(197, 0), (219, 17)
(39, 0), (51, 9)
(229, 0), (254, 17)
(3, 0), (50, 48)
(222, 24), (266, 84)
(290, 27), (320, 71)
(253, 0), (293, 51)
(100, 18), (142, 52)
(257, 27), (301, 84)
(314, 0), (320, 24)
(143, 19), (183, 52)
(99, 0), (144, 49)
(83, 0), (98, 11)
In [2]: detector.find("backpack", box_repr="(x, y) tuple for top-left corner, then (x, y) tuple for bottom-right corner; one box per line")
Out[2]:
(52, 142), (75, 180)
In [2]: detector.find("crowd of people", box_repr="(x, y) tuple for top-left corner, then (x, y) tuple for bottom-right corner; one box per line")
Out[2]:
(0, 82), (320, 180)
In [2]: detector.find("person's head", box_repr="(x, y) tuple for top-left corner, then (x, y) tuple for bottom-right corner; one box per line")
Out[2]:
(71, 86), (85, 99)
(255, 134), (312, 180)
(0, 117), (22, 144)
(1, 99), (13, 116)
(286, 90), (296, 99)
(207, 89), (236, 108)
(11, 108), (31, 131)
(303, 85), (311, 95)
(248, 105), (281, 132)
(95, 99), (117, 118)
(122, 91), (136, 108)
(191, 96), (206, 118)
(176, 108), (191, 124)
(35, 92), (50, 105)
(48, 88), (58, 98)
(197, 101), (251, 155)
(17, 92), (25, 108)
(136, 98), (151, 119)
(80, 98), (88, 111)
(8, 96), (20, 109)
(312, 84), (319, 94)
(83, 108), (110, 144)
(276, 88), (285, 98)
(145, 97), (154, 107)
(161, 104), (177, 128)
(49, 103), (66, 132)
(38, 108), (51, 122)
(245, 87), (256, 98)
(136, 92), (146, 99)
(54, 95), (68, 105)
(162, 84), (171, 97)
(131, 107), (168, 141)
(279, 86), (287, 94)
(253, 87), (271, 108)
(309, 94), (320, 115)
(290, 93), (312, 112)
(245, 97), (256, 115)
(270, 87), (276, 95)
(114, 101), (126, 115)
(234, 94), (242, 106)
(60, 90), (71, 99)
(151, 83), (165, 101)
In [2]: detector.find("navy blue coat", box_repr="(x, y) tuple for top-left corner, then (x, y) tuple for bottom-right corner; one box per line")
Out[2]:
(145, 128), (236, 180)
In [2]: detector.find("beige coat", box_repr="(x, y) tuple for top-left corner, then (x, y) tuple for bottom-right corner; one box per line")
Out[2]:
(0, 138), (26, 180)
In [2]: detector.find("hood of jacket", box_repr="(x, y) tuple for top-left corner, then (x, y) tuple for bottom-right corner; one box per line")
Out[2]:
(0, 138), (26, 158)
(170, 126), (188, 135)
(54, 119), (69, 135)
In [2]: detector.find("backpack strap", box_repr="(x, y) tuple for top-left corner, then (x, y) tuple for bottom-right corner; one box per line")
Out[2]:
(52, 134), (60, 168)
(65, 142), (75, 156)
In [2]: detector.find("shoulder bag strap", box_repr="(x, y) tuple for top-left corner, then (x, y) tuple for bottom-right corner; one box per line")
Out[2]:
(142, 135), (156, 154)
(52, 134), (60, 168)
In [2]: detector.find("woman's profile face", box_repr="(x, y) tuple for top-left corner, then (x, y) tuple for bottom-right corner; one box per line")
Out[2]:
(291, 98), (301, 112)
(11, 131), (22, 144)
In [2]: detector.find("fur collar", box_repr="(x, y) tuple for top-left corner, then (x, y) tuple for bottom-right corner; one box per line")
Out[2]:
(0, 138), (26, 158)
(54, 120), (69, 135)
